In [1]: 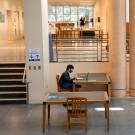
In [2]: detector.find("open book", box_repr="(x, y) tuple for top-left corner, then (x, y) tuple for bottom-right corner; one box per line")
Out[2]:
(76, 77), (85, 80)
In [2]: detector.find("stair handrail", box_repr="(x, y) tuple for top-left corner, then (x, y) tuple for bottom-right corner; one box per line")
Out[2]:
(22, 64), (30, 104)
(22, 64), (26, 83)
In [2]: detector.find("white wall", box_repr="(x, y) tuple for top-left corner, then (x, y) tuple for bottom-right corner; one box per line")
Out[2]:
(0, 0), (23, 40)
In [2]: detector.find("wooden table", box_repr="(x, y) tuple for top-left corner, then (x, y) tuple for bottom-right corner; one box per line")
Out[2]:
(43, 91), (110, 133)
(73, 73), (111, 96)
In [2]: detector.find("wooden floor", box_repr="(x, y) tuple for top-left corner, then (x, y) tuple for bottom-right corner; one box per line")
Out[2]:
(0, 98), (135, 135)
(0, 40), (25, 63)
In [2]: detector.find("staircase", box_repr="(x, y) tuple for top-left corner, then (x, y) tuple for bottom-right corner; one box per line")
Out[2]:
(0, 63), (28, 104)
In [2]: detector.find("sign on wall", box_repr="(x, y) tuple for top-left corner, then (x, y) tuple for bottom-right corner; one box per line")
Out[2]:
(29, 48), (40, 61)
(0, 11), (5, 23)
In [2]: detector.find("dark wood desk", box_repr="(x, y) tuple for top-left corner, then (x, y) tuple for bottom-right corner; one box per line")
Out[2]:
(73, 73), (111, 96)
(43, 91), (110, 133)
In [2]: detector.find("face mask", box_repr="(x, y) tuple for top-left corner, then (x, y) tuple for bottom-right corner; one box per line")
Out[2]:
(69, 68), (73, 73)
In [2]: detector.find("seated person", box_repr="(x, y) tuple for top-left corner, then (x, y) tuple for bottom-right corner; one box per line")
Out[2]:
(59, 64), (81, 91)
(59, 64), (74, 89)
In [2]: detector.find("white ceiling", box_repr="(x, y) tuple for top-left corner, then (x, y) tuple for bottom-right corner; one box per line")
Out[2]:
(48, 0), (97, 6)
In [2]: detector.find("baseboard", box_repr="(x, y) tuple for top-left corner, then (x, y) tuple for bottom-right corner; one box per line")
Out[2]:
(111, 89), (127, 97)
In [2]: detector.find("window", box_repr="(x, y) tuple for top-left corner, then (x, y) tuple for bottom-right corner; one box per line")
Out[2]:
(48, 6), (94, 23)
(56, 7), (63, 15)
(48, 15), (56, 22)
(64, 7), (70, 14)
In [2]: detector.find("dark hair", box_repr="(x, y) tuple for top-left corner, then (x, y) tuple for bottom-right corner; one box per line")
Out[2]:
(66, 64), (74, 71)
(90, 18), (93, 22)
(98, 17), (100, 22)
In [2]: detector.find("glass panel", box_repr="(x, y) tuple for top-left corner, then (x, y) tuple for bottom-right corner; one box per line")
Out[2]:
(64, 7), (70, 14)
(89, 11), (93, 17)
(48, 7), (56, 14)
(71, 15), (77, 22)
(48, 6), (94, 23)
(79, 14), (85, 19)
(64, 15), (70, 22)
(89, 7), (94, 17)
(48, 15), (56, 22)
(85, 8), (90, 21)
(56, 15), (63, 22)
(78, 7), (86, 14)
(89, 7), (94, 13)
(71, 7), (78, 14)
(56, 7), (63, 15)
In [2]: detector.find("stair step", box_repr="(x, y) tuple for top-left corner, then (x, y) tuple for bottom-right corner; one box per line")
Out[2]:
(0, 73), (23, 75)
(0, 85), (27, 88)
(0, 63), (25, 68)
(0, 100), (26, 104)
(0, 87), (26, 92)
(0, 62), (25, 64)
(0, 98), (27, 101)
(0, 63), (27, 104)
(0, 92), (27, 94)
(0, 79), (22, 81)
(0, 75), (23, 79)
(0, 67), (24, 70)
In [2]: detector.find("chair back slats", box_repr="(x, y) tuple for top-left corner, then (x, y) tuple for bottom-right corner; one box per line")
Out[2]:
(67, 97), (87, 116)
(66, 97), (88, 130)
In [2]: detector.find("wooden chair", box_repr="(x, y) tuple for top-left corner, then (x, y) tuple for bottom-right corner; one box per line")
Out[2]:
(66, 97), (88, 131)
(56, 75), (73, 92)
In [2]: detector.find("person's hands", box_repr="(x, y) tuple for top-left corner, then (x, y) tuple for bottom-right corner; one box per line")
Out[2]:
(71, 77), (75, 80)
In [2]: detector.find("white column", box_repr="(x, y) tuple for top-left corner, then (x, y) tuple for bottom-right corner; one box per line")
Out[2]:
(23, 0), (49, 103)
(99, 0), (108, 32)
(126, 0), (129, 22)
(94, 0), (108, 32)
(129, 0), (135, 96)
(108, 0), (126, 96)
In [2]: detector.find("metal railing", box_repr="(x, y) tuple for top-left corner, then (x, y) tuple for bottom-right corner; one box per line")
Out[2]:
(22, 64), (30, 104)
(126, 34), (129, 62)
(49, 31), (129, 62)
(22, 64), (26, 83)
(49, 31), (109, 62)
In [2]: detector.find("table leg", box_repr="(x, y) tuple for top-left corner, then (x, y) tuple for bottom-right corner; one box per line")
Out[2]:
(104, 103), (107, 118)
(48, 104), (50, 121)
(106, 102), (110, 130)
(107, 83), (111, 97)
(73, 83), (76, 92)
(43, 102), (46, 133)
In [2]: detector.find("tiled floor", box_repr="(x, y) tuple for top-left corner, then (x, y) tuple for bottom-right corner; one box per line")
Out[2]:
(1, 98), (135, 135)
